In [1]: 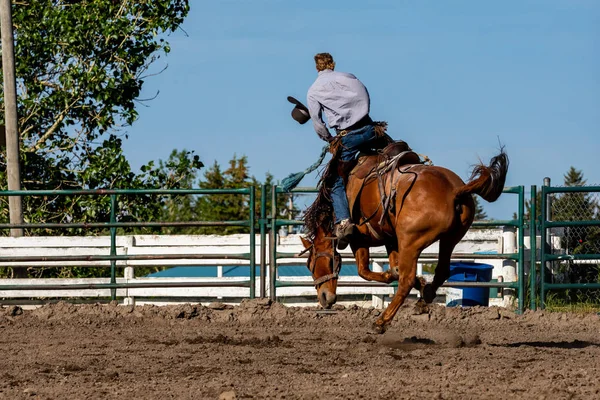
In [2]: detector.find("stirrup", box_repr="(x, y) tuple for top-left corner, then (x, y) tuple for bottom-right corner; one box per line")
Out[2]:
(337, 236), (350, 251)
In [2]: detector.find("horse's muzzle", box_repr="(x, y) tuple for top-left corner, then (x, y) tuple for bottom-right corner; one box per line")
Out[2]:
(319, 290), (337, 309)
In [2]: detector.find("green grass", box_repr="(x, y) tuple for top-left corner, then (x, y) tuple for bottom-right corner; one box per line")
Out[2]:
(543, 291), (600, 313)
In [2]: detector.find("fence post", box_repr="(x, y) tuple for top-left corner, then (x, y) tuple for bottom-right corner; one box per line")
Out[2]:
(372, 261), (385, 308)
(249, 186), (256, 299)
(543, 177), (551, 249)
(259, 184), (267, 298)
(530, 185), (537, 310)
(540, 178), (551, 308)
(517, 186), (525, 314)
(123, 237), (134, 306)
(502, 225), (517, 307)
(269, 185), (277, 301)
(110, 194), (117, 301)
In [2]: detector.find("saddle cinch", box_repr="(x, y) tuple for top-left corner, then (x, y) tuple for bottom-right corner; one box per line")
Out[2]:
(341, 141), (425, 223)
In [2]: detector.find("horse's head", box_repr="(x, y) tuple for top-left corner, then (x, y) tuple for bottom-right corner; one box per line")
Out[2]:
(300, 235), (341, 309)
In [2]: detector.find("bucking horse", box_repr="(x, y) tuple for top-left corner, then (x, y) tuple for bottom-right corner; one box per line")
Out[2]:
(299, 141), (509, 333)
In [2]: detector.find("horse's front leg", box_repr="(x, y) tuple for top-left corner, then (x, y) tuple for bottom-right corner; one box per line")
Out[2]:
(374, 249), (419, 333)
(388, 243), (429, 313)
(384, 242), (400, 280)
(352, 245), (397, 284)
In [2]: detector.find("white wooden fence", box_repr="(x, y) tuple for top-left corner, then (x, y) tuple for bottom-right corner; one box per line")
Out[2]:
(0, 228), (548, 307)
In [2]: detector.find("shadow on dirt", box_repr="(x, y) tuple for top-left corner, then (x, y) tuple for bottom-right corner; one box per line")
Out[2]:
(381, 336), (438, 351)
(491, 340), (600, 349)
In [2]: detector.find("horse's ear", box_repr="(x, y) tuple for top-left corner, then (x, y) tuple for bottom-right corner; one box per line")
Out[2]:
(300, 236), (312, 249)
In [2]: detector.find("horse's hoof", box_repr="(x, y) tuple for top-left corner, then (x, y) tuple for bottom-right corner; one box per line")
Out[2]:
(413, 298), (430, 315)
(372, 321), (387, 334)
(383, 271), (397, 283)
(423, 284), (437, 304)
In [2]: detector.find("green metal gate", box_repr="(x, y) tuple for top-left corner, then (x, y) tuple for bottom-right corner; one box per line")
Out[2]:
(538, 185), (600, 308)
(0, 188), (257, 299)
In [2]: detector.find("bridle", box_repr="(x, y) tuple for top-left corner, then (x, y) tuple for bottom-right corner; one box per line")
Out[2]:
(304, 245), (342, 288)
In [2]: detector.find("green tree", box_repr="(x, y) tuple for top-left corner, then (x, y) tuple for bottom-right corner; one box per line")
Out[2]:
(7, 0), (189, 150)
(547, 167), (600, 302)
(0, 1), (193, 231)
(0, 1), (199, 278)
(552, 167), (599, 255)
(251, 173), (300, 230)
(159, 149), (204, 235)
(525, 190), (543, 224)
(194, 156), (250, 234)
(191, 156), (297, 235)
(473, 196), (488, 220)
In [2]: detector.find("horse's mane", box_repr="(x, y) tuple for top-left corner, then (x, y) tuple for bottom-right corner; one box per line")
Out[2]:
(302, 158), (338, 241)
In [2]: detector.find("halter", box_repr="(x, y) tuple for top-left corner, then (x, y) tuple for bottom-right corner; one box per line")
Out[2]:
(308, 249), (341, 288)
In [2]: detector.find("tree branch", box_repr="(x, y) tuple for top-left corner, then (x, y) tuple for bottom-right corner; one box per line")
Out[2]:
(25, 97), (81, 152)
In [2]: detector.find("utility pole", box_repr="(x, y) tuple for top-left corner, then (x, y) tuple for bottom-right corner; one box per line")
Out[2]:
(1, 0), (24, 240)
(1, 0), (26, 281)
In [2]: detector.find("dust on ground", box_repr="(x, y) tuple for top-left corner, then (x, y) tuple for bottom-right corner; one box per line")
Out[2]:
(1, 299), (600, 399)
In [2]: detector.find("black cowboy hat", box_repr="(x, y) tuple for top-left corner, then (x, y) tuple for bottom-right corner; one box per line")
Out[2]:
(287, 96), (310, 124)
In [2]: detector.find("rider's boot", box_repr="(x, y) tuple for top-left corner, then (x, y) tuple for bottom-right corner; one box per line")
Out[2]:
(334, 219), (355, 250)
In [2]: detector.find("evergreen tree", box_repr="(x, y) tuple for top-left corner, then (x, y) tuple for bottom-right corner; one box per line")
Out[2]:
(159, 150), (204, 235)
(473, 196), (488, 220)
(525, 190), (543, 224)
(550, 167), (599, 290)
(194, 161), (232, 234)
(221, 155), (251, 234)
(252, 173), (300, 227)
(552, 167), (598, 255)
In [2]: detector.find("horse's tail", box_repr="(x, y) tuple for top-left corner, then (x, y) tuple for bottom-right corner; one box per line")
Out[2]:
(455, 147), (509, 203)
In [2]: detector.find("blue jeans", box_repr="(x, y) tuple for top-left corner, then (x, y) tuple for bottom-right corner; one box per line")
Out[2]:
(331, 124), (378, 223)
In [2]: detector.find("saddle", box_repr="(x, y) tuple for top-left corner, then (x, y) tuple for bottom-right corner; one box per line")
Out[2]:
(343, 141), (425, 227)
(350, 142), (421, 180)
(323, 124), (427, 233)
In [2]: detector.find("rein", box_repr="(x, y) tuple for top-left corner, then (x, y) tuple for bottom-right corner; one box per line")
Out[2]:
(310, 250), (341, 287)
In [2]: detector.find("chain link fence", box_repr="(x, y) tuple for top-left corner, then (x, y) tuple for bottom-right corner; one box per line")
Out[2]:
(548, 185), (600, 307)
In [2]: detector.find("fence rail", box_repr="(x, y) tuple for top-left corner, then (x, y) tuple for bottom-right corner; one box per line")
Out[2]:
(0, 188), (257, 298)
(1, 183), (597, 311)
(539, 185), (600, 308)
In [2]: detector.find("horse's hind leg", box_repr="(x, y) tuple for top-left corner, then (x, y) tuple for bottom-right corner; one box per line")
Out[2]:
(422, 237), (456, 304)
(413, 275), (430, 314)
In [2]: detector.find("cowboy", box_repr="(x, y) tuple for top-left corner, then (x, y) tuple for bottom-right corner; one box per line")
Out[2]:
(305, 52), (380, 250)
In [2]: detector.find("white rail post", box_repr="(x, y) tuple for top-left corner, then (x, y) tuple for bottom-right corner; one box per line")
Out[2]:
(217, 266), (223, 300)
(123, 238), (135, 306)
(372, 261), (385, 309)
(502, 226), (517, 307)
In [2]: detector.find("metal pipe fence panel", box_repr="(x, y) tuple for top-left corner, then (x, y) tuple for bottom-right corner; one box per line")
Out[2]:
(539, 185), (600, 308)
(269, 185), (527, 312)
(0, 188), (257, 300)
(6, 184), (598, 311)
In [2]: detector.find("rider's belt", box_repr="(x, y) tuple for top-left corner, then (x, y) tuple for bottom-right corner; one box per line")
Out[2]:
(335, 115), (373, 137)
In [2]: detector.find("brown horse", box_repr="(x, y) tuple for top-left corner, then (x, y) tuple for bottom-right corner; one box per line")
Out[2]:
(300, 147), (508, 333)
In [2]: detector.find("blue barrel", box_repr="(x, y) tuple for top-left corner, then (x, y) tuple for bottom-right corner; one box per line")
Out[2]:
(446, 262), (494, 307)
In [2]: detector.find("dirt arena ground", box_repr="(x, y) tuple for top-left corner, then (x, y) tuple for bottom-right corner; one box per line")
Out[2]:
(1, 300), (600, 400)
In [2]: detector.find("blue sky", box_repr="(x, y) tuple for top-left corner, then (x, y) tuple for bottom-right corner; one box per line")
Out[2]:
(121, 0), (599, 219)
